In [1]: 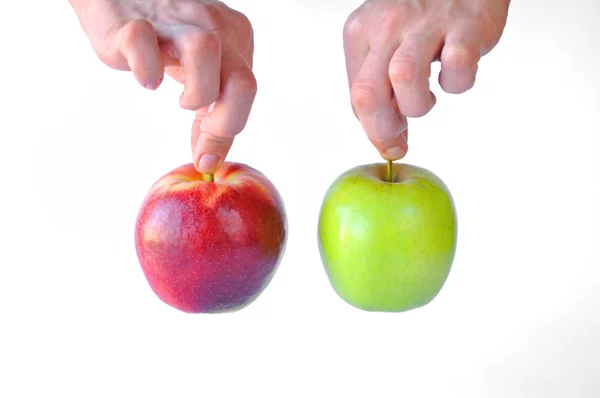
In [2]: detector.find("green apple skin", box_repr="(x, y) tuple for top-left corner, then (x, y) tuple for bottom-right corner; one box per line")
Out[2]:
(317, 163), (457, 312)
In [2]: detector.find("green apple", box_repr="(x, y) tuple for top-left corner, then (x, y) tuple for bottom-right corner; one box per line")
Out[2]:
(317, 162), (457, 312)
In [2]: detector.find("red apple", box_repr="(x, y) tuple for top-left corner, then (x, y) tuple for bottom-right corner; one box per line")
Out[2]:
(134, 162), (287, 313)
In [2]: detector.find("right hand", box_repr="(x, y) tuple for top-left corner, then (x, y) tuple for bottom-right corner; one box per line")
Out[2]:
(75, 0), (256, 174)
(342, 0), (510, 161)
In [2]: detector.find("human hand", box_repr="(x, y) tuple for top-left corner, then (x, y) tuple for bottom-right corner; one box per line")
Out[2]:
(343, 0), (510, 160)
(72, 0), (256, 174)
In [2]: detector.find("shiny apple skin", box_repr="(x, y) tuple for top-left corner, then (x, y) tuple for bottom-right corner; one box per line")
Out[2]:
(134, 162), (287, 313)
(317, 162), (457, 312)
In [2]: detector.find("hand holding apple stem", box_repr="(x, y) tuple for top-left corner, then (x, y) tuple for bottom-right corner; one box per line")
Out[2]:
(387, 160), (393, 183)
(67, 0), (257, 177)
(343, 0), (510, 160)
(209, 174), (214, 183)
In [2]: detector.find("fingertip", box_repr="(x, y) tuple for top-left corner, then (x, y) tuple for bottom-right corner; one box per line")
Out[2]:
(364, 106), (407, 143)
(191, 130), (234, 174)
(117, 19), (164, 91)
(371, 128), (409, 161)
(439, 40), (480, 94)
(439, 69), (477, 94)
(145, 75), (164, 91)
(196, 153), (221, 175)
(383, 145), (407, 160)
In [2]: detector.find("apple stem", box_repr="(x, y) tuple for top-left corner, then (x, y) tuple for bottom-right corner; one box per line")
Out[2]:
(387, 160), (393, 183)
(209, 174), (214, 183)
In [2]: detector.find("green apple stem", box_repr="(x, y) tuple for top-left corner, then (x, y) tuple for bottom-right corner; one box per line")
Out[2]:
(387, 160), (393, 183)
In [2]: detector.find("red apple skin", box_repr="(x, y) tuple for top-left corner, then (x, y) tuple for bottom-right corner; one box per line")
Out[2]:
(134, 162), (287, 313)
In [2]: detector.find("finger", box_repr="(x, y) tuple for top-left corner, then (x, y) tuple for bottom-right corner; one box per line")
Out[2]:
(368, 101), (410, 159)
(174, 29), (222, 110)
(370, 128), (409, 161)
(389, 31), (443, 118)
(439, 30), (481, 94)
(165, 65), (186, 84)
(115, 19), (164, 90)
(161, 45), (186, 83)
(190, 103), (213, 151)
(350, 49), (408, 160)
(192, 57), (257, 174)
(343, 11), (369, 117)
(343, 11), (370, 88)
(192, 130), (233, 175)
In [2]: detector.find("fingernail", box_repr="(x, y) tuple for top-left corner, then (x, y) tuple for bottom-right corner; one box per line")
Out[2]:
(145, 77), (163, 91)
(386, 146), (406, 160)
(198, 154), (219, 174)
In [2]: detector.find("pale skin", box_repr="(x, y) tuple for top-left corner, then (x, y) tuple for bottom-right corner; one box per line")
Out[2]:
(69, 0), (510, 174)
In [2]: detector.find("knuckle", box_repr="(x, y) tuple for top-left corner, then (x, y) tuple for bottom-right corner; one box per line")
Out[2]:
(474, 11), (505, 50)
(350, 82), (379, 111)
(378, 13), (402, 38)
(120, 19), (152, 46)
(389, 55), (419, 85)
(182, 30), (221, 55)
(443, 45), (478, 70)
(343, 10), (364, 41)
(230, 68), (257, 97)
(205, 130), (235, 143)
(224, 7), (253, 35)
(233, 14), (254, 49)
(391, 2), (413, 18)
(375, 5), (411, 38)
(234, 11), (253, 32)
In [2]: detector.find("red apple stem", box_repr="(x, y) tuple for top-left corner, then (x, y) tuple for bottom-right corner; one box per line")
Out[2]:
(387, 160), (393, 183)
(209, 174), (214, 183)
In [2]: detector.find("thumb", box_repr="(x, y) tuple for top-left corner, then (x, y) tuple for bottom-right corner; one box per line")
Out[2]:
(370, 128), (409, 161)
(367, 100), (409, 160)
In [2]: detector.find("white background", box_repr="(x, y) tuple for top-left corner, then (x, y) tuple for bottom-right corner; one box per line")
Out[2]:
(1, 0), (599, 397)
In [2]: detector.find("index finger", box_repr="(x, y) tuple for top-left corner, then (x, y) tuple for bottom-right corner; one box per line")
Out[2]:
(192, 55), (257, 174)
